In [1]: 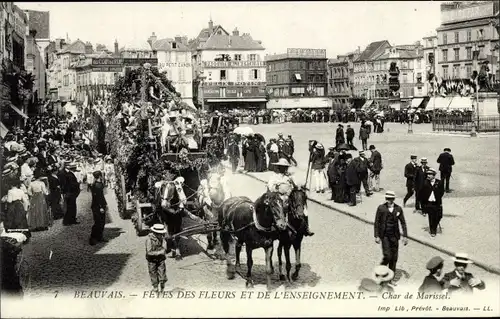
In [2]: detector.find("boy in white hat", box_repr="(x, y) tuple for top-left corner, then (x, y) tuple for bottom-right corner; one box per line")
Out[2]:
(267, 158), (314, 236)
(442, 253), (485, 294)
(146, 224), (168, 292)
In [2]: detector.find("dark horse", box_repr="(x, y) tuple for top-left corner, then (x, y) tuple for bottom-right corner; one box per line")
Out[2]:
(218, 192), (287, 289)
(276, 187), (309, 284)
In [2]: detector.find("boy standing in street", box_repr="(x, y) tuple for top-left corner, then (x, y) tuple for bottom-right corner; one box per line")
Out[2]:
(146, 224), (168, 292)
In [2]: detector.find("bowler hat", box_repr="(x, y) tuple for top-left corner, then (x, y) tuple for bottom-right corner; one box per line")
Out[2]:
(444, 148), (451, 152)
(93, 170), (102, 179)
(410, 155), (417, 159)
(369, 145), (375, 150)
(426, 256), (444, 270)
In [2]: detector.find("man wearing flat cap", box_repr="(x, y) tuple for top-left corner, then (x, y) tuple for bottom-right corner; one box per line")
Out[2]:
(374, 190), (408, 277)
(437, 148), (455, 193)
(413, 157), (429, 213)
(403, 155), (418, 207)
(419, 256), (445, 293)
(418, 168), (444, 237)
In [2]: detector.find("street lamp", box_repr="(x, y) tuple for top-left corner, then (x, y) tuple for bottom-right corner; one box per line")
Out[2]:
(471, 43), (480, 137)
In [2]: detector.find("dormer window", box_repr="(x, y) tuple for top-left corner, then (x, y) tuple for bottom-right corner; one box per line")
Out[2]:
(172, 42), (177, 49)
(217, 30), (222, 35)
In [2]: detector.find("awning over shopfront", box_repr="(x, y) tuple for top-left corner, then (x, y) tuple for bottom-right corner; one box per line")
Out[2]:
(294, 74), (302, 81)
(207, 98), (267, 102)
(428, 97), (450, 110)
(447, 96), (473, 110)
(0, 122), (9, 138)
(9, 104), (28, 119)
(361, 100), (374, 109)
(411, 97), (424, 108)
(389, 102), (401, 110)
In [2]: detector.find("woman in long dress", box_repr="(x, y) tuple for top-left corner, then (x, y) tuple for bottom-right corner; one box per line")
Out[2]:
(27, 170), (51, 231)
(1, 177), (31, 238)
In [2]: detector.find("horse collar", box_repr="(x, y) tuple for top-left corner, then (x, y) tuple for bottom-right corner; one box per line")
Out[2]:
(253, 204), (273, 232)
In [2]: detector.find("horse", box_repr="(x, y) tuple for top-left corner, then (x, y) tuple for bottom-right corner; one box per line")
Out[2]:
(276, 186), (309, 284)
(218, 192), (288, 289)
(154, 179), (188, 260)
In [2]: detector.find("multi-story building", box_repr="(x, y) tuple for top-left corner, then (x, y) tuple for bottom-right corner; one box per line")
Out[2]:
(266, 48), (328, 109)
(436, 1), (500, 81)
(47, 39), (92, 101)
(23, 10), (50, 70)
(1, 2), (29, 128)
(148, 33), (194, 107)
(190, 20), (267, 111)
(25, 29), (46, 103)
(328, 57), (349, 110)
(353, 40), (391, 108)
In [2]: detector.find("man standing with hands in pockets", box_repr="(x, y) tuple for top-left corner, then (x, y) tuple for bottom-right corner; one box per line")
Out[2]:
(374, 191), (408, 285)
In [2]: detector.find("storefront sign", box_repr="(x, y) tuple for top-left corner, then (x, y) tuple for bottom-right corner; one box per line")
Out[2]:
(203, 86), (266, 98)
(92, 58), (122, 65)
(159, 62), (192, 69)
(92, 66), (123, 72)
(92, 58), (158, 66)
(441, 2), (493, 24)
(287, 48), (326, 59)
(203, 87), (220, 98)
(226, 87), (238, 98)
(202, 61), (265, 68)
(205, 81), (265, 86)
(123, 58), (158, 66)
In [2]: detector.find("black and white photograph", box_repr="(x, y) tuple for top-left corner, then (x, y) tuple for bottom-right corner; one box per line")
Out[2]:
(1, 1), (499, 317)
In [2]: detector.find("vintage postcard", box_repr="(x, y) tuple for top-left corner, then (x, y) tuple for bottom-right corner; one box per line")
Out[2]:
(1, 1), (499, 317)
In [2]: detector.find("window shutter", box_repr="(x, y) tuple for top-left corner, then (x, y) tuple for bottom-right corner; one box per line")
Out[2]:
(248, 69), (252, 81)
(246, 54), (250, 61)
(257, 69), (260, 80)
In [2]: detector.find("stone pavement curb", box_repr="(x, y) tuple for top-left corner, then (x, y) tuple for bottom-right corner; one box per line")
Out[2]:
(236, 170), (500, 276)
(415, 132), (500, 138)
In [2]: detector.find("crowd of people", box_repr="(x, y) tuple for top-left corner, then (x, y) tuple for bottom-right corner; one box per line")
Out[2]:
(0, 110), (114, 295)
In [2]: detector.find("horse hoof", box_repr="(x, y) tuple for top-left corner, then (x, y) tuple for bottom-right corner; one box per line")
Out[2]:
(227, 273), (235, 280)
(245, 281), (254, 289)
(279, 275), (286, 281)
(207, 243), (214, 251)
(291, 273), (299, 281)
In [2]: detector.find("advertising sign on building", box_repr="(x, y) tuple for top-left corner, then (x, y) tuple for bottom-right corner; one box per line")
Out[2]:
(226, 87), (238, 98)
(441, 2), (494, 24)
(203, 87), (220, 98)
(202, 61), (266, 68)
(287, 48), (327, 59)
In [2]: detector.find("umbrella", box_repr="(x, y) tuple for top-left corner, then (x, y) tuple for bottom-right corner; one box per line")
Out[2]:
(254, 133), (265, 143)
(335, 143), (357, 151)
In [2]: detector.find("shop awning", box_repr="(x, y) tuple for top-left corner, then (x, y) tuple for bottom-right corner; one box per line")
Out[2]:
(428, 97), (452, 110)
(361, 100), (373, 109)
(9, 104), (28, 119)
(207, 98), (267, 103)
(294, 74), (302, 81)
(411, 97), (424, 108)
(447, 96), (473, 110)
(389, 102), (401, 110)
(0, 122), (9, 138)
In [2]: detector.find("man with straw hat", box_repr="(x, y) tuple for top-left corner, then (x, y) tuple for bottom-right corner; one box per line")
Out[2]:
(442, 253), (485, 294)
(374, 190), (408, 281)
(267, 158), (314, 236)
(146, 224), (168, 292)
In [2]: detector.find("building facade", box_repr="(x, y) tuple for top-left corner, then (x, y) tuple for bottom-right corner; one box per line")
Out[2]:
(148, 33), (194, 107)
(25, 25), (46, 102)
(436, 1), (500, 81)
(328, 57), (350, 110)
(266, 48), (328, 109)
(353, 40), (392, 108)
(190, 20), (267, 111)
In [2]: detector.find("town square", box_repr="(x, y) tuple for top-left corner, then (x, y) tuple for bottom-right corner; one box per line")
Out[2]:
(1, 1), (499, 317)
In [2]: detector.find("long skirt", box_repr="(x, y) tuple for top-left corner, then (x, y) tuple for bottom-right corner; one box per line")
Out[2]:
(28, 192), (52, 230)
(331, 184), (345, 203)
(4, 201), (29, 232)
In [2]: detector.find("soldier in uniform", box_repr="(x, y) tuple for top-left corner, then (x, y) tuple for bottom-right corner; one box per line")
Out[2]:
(267, 158), (314, 236)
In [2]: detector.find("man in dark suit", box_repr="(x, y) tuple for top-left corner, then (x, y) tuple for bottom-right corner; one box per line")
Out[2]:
(335, 124), (345, 145)
(89, 171), (108, 245)
(418, 168), (444, 237)
(403, 155), (418, 207)
(346, 125), (355, 147)
(437, 147), (455, 193)
(345, 154), (359, 206)
(227, 136), (240, 173)
(62, 162), (81, 226)
(368, 145), (383, 192)
(419, 256), (445, 293)
(374, 191), (408, 276)
(413, 157), (429, 213)
(353, 151), (373, 197)
(359, 125), (370, 151)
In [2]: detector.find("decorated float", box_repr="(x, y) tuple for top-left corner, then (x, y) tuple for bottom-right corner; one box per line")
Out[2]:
(105, 63), (225, 235)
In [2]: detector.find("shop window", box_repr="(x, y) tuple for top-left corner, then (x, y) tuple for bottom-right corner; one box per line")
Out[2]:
(220, 70), (227, 80)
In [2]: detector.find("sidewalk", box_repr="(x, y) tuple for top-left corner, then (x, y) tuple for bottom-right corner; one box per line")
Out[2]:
(235, 166), (500, 275)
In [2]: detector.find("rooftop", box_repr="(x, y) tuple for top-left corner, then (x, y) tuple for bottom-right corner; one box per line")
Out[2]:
(151, 38), (191, 52)
(190, 20), (264, 51)
(355, 40), (391, 62)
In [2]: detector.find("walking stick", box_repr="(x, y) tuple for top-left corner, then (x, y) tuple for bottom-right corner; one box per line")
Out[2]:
(304, 151), (313, 191)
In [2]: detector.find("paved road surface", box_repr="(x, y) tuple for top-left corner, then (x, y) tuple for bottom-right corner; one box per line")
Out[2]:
(21, 171), (499, 298)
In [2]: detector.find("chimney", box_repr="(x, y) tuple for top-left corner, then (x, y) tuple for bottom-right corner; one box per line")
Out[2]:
(208, 19), (214, 31)
(232, 28), (239, 36)
(84, 42), (93, 54)
(147, 32), (157, 48)
(114, 39), (119, 56)
(175, 35), (182, 43)
(181, 36), (188, 45)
